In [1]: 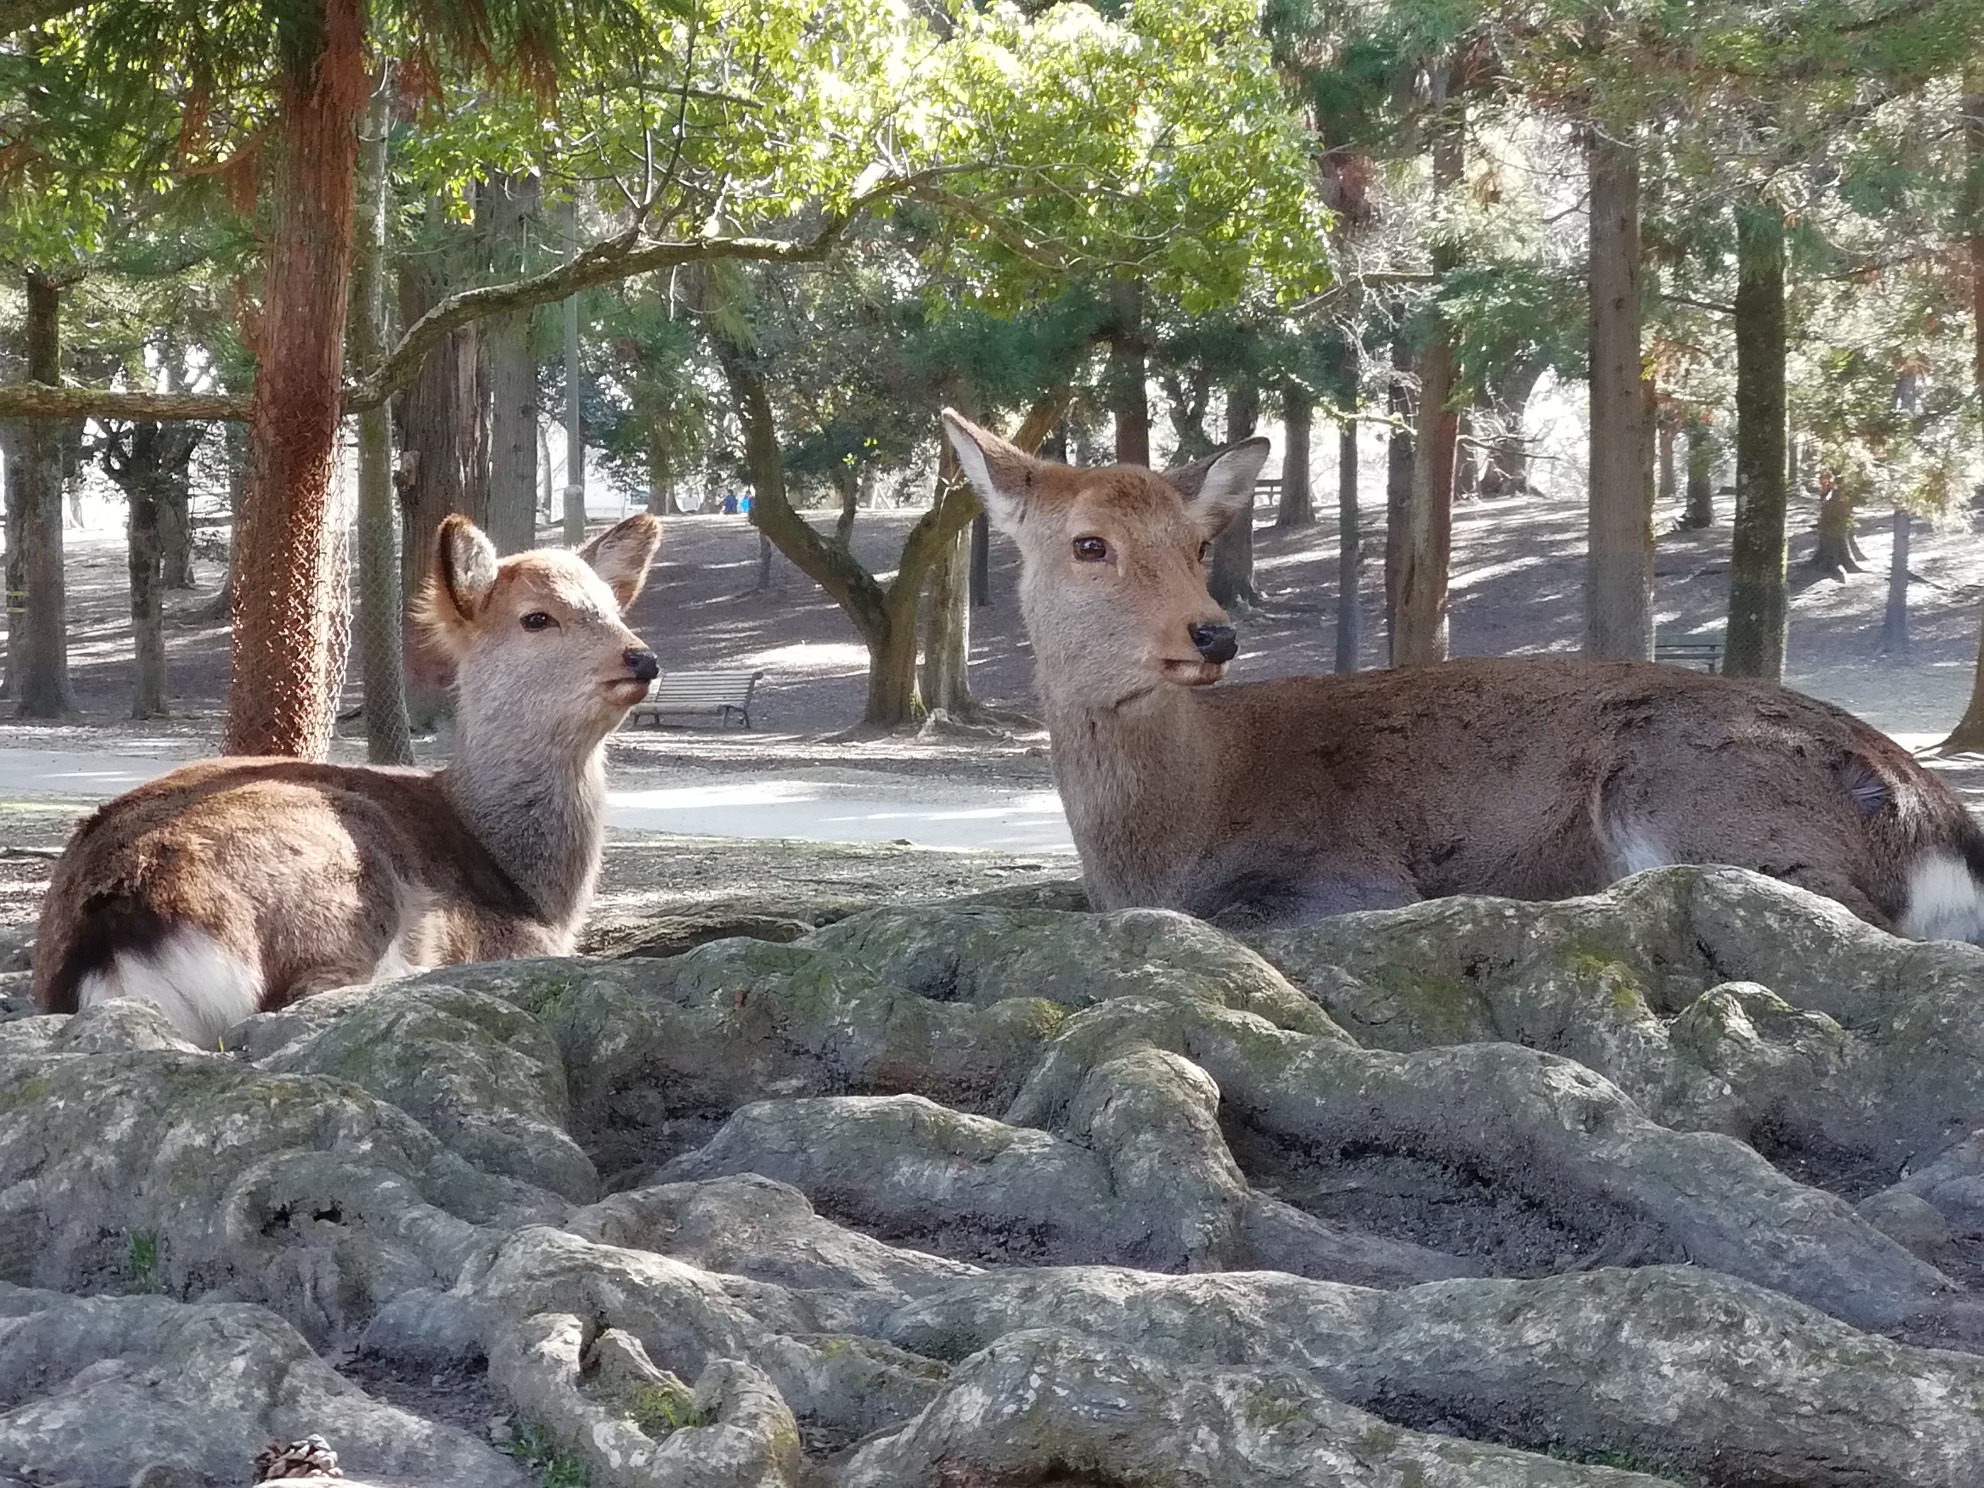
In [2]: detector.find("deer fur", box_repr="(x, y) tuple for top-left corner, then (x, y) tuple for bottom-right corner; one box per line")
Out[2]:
(33, 513), (664, 1045)
(942, 409), (1984, 941)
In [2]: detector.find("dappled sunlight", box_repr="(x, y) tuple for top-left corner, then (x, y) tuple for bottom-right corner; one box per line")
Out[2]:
(738, 640), (871, 675)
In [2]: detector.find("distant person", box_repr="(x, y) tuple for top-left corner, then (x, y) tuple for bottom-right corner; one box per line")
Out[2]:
(721, 493), (739, 515)
(739, 494), (753, 516)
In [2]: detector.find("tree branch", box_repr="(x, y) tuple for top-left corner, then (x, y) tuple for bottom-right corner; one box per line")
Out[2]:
(0, 384), (251, 422)
(351, 169), (937, 409)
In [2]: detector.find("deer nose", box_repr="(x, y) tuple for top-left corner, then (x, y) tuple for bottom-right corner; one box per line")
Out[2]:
(625, 648), (660, 682)
(1189, 623), (1237, 664)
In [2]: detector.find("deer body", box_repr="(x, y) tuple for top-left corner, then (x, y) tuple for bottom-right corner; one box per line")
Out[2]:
(943, 411), (1984, 942)
(34, 514), (663, 1045)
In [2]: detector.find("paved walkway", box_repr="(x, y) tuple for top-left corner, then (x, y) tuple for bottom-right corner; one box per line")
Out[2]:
(0, 747), (1078, 853)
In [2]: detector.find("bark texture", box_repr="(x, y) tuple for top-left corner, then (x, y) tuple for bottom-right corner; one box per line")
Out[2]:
(484, 173), (542, 556)
(1107, 278), (1149, 466)
(1584, 129), (1653, 661)
(1385, 330), (1413, 663)
(1680, 416), (1715, 529)
(14, 271), (71, 718)
(1938, 69), (1984, 749)
(1723, 203), (1789, 682)
(1275, 381), (1315, 530)
(224, 0), (367, 757)
(1336, 408), (1360, 673)
(1882, 508), (1911, 660)
(1394, 101), (1463, 668)
(351, 67), (413, 766)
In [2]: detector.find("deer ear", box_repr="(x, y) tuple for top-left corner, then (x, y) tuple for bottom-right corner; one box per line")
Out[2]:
(435, 515), (499, 620)
(415, 515), (499, 661)
(579, 513), (663, 610)
(941, 408), (1040, 536)
(1167, 437), (1270, 540)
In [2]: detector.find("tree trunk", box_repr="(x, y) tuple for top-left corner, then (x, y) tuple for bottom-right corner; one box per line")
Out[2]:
(1207, 374), (1260, 608)
(1385, 329), (1414, 664)
(158, 473), (194, 588)
(970, 510), (991, 608)
(1483, 357), (1544, 497)
(1394, 93), (1463, 669)
(127, 441), (167, 719)
(1275, 380), (1315, 529)
(1680, 415), (1715, 528)
(351, 66), (412, 765)
(15, 270), (71, 718)
(1938, 68), (1984, 749)
(831, 465), (860, 550)
(1336, 406), (1360, 673)
(1809, 486), (1862, 580)
(396, 203), (487, 730)
(920, 444), (972, 717)
(0, 425), (19, 699)
(1656, 412), (1677, 508)
(484, 173), (541, 555)
(1882, 507), (1911, 661)
(1584, 127), (1654, 660)
(1107, 277), (1149, 465)
(1723, 201), (1789, 681)
(224, 0), (366, 758)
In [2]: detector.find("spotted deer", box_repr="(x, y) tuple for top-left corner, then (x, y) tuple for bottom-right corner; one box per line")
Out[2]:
(33, 513), (664, 1045)
(941, 409), (1984, 940)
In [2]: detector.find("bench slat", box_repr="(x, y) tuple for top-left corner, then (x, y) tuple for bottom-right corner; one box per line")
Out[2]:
(625, 670), (765, 729)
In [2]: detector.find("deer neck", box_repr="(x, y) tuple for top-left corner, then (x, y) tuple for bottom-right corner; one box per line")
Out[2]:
(1043, 684), (1219, 912)
(440, 706), (608, 932)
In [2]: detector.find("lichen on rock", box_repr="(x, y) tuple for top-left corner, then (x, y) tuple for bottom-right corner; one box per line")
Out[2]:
(2, 866), (1983, 1486)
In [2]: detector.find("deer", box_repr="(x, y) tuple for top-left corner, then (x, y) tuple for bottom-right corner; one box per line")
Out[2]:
(33, 513), (664, 1046)
(940, 409), (1984, 943)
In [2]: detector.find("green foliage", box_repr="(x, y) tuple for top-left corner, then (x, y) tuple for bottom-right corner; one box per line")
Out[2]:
(123, 1228), (164, 1294)
(507, 1422), (590, 1488)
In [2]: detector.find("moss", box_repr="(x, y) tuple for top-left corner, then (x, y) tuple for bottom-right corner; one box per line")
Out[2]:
(614, 1382), (708, 1436)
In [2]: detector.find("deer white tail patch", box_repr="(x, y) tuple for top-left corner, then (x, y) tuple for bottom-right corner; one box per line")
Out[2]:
(1607, 822), (1671, 879)
(76, 926), (262, 1049)
(1898, 853), (1984, 944)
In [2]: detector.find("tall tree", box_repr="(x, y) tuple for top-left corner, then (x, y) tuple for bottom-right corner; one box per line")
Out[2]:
(484, 172), (541, 555)
(223, 0), (367, 757)
(1275, 379), (1315, 528)
(1584, 125), (1653, 659)
(350, 64), (412, 764)
(1723, 200), (1788, 680)
(1207, 373), (1260, 608)
(12, 270), (71, 717)
(1393, 71), (1464, 668)
(1107, 277), (1150, 464)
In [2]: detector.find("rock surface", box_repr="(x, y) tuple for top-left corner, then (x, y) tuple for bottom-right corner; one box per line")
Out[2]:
(0, 866), (1981, 1486)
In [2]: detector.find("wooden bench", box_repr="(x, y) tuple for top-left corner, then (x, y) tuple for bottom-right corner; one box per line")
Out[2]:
(625, 670), (766, 729)
(1252, 477), (1283, 507)
(1654, 632), (1724, 675)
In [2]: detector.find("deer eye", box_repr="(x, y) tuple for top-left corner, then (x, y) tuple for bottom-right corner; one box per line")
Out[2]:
(1073, 536), (1111, 563)
(520, 611), (554, 631)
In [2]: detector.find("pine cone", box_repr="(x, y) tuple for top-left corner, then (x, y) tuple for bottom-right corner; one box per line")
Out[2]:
(251, 1435), (342, 1481)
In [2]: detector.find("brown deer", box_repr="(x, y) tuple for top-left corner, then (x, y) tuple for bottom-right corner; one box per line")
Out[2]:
(33, 513), (664, 1045)
(941, 409), (1984, 941)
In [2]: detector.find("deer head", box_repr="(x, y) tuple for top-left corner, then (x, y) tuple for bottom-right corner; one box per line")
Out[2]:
(942, 409), (1270, 710)
(417, 514), (664, 746)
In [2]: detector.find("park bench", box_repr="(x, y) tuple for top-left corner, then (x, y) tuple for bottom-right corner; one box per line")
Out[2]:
(1653, 631), (1724, 675)
(1252, 477), (1283, 507)
(625, 670), (766, 729)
